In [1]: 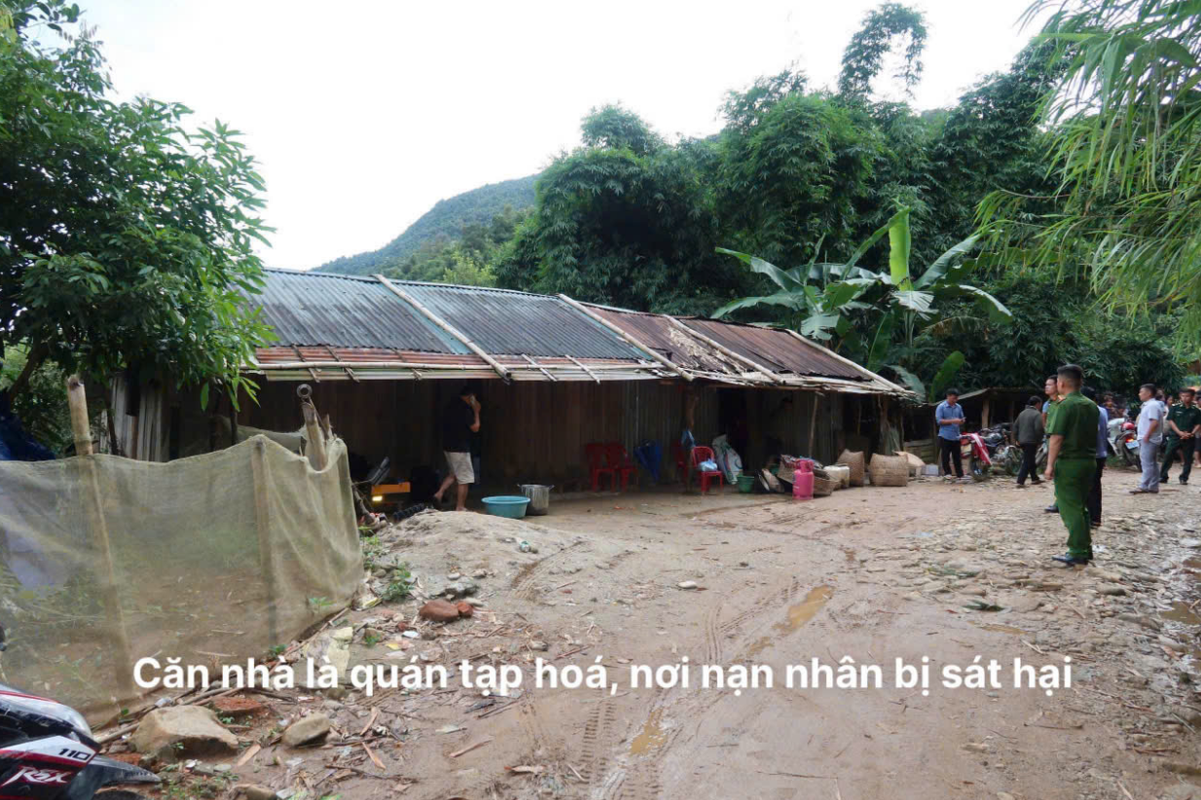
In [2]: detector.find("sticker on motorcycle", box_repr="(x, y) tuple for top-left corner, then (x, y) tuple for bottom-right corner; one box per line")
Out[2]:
(1126, 440), (1139, 450)
(1, 766), (73, 787)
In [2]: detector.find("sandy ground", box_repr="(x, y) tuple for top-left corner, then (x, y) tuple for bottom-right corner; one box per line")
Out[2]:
(108, 468), (1201, 800)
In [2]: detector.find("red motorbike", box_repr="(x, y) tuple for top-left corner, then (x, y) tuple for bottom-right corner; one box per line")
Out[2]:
(960, 432), (993, 481)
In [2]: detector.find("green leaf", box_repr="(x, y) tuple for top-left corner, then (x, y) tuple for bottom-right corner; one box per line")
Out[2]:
(894, 289), (934, 315)
(711, 291), (803, 319)
(884, 364), (924, 396)
(199, 383), (210, 411)
(800, 313), (841, 340)
(867, 309), (898, 372)
(888, 207), (912, 288)
(715, 248), (804, 292)
(914, 233), (982, 289)
(929, 351), (966, 402)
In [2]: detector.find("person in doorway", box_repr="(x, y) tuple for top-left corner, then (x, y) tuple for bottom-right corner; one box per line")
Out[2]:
(433, 384), (481, 511)
(1132, 383), (1166, 495)
(1044, 365), (1099, 566)
(1082, 386), (1108, 528)
(1161, 386), (1201, 485)
(1043, 375), (1062, 513)
(1014, 396), (1045, 487)
(935, 388), (966, 480)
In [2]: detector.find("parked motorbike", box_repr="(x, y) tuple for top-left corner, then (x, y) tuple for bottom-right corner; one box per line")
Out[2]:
(1108, 417), (1139, 467)
(959, 431), (994, 481)
(0, 624), (160, 800)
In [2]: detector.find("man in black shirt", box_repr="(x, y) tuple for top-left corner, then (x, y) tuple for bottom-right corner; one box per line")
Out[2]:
(433, 384), (481, 511)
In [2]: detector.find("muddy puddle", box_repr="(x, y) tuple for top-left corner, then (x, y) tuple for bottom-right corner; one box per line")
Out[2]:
(745, 585), (834, 657)
(630, 708), (666, 756)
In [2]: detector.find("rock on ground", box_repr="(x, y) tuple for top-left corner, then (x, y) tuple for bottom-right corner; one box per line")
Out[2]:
(420, 599), (460, 622)
(131, 706), (239, 761)
(282, 713), (332, 747)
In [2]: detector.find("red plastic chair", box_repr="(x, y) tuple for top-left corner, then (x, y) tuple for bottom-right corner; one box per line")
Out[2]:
(585, 443), (615, 492)
(672, 443), (688, 484)
(605, 442), (636, 492)
(690, 445), (724, 494)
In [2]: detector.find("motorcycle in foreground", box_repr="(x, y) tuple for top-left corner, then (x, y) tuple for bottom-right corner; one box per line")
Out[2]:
(0, 624), (160, 799)
(960, 430), (994, 480)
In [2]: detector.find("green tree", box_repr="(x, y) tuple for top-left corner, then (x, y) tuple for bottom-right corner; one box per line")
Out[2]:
(838, 2), (928, 100)
(980, 0), (1201, 337)
(0, 0), (273, 408)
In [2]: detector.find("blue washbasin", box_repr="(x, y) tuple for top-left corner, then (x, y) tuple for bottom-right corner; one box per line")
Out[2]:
(482, 495), (531, 519)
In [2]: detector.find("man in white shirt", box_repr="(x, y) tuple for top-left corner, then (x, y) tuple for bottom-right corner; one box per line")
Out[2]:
(1132, 383), (1166, 494)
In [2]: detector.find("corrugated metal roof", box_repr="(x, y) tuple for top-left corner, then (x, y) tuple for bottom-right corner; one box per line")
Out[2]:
(682, 319), (868, 381)
(591, 308), (740, 374)
(251, 270), (466, 354)
(399, 282), (646, 360)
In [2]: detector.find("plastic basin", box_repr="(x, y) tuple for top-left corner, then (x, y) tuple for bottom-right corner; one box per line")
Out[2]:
(482, 495), (530, 519)
(736, 475), (755, 493)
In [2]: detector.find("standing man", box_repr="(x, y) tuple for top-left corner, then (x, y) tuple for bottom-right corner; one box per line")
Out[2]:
(433, 384), (481, 512)
(1082, 386), (1108, 528)
(1161, 387), (1201, 485)
(935, 388), (966, 481)
(1043, 375), (1061, 513)
(1044, 365), (1099, 566)
(1014, 395), (1045, 487)
(1132, 383), (1165, 495)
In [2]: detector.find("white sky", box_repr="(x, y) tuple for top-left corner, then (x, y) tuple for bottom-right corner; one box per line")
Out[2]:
(74, 0), (1039, 270)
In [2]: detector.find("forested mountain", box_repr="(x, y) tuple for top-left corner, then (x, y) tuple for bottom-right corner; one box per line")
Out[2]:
(317, 174), (538, 275)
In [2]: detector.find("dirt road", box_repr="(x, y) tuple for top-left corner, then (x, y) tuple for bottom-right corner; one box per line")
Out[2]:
(121, 471), (1201, 800)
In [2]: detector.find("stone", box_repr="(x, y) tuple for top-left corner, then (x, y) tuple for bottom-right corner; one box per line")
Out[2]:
(1160, 783), (1201, 800)
(132, 706), (239, 761)
(211, 696), (267, 719)
(677, 581), (698, 590)
(455, 600), (474, 618)
(236, 785), (278, 800)
(300, 627), (353, 688)
(282, 713), (332, 747)
(448, 572), (461, 581)
(1100, 587), (1127, 596)
(419, 599), (460, 623)
(529, 640), (549, 651)
(963, 742), (988, 753)
(472, 570), (487, 579)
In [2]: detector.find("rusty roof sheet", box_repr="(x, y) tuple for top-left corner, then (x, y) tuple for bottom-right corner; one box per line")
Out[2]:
(398, 282), (645, 360)
(681, 318), (868, 381)
(251, 270), (465, 354)
(591, 307), (737, 374)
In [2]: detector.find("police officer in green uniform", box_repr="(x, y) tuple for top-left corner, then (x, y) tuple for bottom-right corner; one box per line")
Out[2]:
(1044, 364), (1100, 566)
(1161, 387), (1201, 485)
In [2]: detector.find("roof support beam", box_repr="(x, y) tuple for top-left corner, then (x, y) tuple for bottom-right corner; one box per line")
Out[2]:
(780, 329), (911, 396)
(668, 317), (784, 385)
(558, 294), (693, 382)
(521, 354), (557, 381)
(375, 274), (511, 382)
(565, 355), (601, 384)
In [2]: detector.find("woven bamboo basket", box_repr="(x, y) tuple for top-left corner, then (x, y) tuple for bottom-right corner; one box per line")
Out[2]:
(838, 450), (866, 486)
(869, 454), (910, 487)
(813, 476), (837, 497)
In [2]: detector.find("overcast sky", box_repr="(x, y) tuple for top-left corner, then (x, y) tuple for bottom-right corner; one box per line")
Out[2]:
(77, 1), (1039, 270)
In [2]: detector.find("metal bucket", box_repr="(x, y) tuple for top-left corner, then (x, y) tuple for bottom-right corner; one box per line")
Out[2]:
(518, 484), (552, 516)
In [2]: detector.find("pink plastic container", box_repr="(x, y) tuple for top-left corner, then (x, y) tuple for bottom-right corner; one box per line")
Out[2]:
(793, 461), (814, 501)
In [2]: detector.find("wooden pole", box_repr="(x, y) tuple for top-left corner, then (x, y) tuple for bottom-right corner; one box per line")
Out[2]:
(249, 438), (279, 644)
(557, 295), (694, 382)
(301, 401), (327, 471)
(666, 317), (783, 384)
(66, 375), (136, 700)
(809, 392), (820, 457)
(374, 275), (511, 381)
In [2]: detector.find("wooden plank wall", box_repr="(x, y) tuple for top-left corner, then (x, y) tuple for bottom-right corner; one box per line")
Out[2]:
(155, 378), (860, 488)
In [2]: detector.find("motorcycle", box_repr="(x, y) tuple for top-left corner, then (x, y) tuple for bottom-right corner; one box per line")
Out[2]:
(0, 624), (160, 800)
(959, 430), (994, 481)
(1108, 417), (1139, 467)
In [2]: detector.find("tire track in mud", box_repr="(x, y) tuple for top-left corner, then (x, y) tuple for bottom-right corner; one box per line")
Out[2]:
(579, 696), (620, 794)
(508, 541), (585, 600)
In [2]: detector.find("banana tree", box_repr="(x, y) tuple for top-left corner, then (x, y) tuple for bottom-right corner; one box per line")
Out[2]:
(714, 207), (1012, 394)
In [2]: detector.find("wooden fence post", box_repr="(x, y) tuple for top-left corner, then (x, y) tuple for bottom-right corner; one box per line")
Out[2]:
(301, 401), (327, 471)
(66, 375), (136, 701)
(249, 438), (279, 645)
